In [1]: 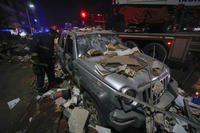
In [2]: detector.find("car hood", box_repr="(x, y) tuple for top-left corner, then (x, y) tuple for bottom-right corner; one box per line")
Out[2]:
(77, 52), (170, 92)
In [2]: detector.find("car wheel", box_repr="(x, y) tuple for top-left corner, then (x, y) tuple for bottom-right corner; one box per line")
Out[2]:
(83, 92), (106, 126)
(143, 43), (168, 61)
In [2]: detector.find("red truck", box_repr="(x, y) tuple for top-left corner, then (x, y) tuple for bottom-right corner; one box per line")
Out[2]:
(112, 0), (200, 63)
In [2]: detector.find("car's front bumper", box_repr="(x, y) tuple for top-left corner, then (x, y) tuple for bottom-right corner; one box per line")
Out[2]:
(107, 78), (178, 131)
(109, 109), (145, 131)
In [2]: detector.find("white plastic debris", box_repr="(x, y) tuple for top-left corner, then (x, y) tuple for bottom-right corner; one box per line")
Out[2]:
(36, 95), (41, 100)
(175, 95), (184, 107)
(17, 56), (23, 60)
(62, 96), (78, 108)
(29, 117), (33, 123)
(44, 75), (48, 83)
(7, 98), (20, 110)
(95, 125), (111, 133)
(172, 119), (187, 133)
(63, 101), (72, 108)
(72, 86), (80, 96)
(132, 101), (138, 106)
(24, 46), (30, 51)
(57, 88), (68, 91)
(42, 90), (55, 98)
(68, 107), (89, 133)
(177, 88), (185, 95)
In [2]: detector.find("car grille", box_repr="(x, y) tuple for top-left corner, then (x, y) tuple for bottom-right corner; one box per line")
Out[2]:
(143, 74), (170, 104)
(153, 75), (170, 104)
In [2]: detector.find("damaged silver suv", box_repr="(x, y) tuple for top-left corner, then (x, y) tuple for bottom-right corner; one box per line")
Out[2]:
(56, 29), (178, 131)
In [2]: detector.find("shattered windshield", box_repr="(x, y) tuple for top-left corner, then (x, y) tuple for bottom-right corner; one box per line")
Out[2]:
(76, 34), (122, 57)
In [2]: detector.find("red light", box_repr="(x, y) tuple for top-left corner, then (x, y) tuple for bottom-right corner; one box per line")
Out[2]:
(166, 40), (173, 47)
(195, 91), (200, 96)
(81, 11), (87, 19)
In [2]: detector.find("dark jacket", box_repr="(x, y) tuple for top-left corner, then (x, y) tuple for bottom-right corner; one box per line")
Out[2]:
(30, 32), (55, 65)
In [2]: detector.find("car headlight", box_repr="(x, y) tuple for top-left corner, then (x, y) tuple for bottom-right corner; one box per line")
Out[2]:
(121, 87), (136, 104)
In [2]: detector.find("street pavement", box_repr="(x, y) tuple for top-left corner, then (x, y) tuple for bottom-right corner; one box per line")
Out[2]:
(0, 62), (36, 133)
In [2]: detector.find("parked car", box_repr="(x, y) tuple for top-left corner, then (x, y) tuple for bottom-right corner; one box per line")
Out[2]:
(56, 28), (178, 131)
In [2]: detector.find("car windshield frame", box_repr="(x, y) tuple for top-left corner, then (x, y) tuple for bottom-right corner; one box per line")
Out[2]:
(76, 33), (122, 57)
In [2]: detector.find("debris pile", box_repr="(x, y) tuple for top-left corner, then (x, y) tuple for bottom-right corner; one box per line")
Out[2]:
(15, 64), (111, 133)
(18, 64), (200, 133)
(145, 88), (200, 133)
(11, 62), (200, 133)
(0, 38), (31, 63)
(16, 85), (110, 133)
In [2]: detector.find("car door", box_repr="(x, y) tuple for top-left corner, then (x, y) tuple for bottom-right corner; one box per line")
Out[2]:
(63, 33), (75, 75)
(57, 32), (66, 65)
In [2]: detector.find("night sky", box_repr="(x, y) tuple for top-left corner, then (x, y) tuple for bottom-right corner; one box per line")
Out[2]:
(39, 0), (112, 26)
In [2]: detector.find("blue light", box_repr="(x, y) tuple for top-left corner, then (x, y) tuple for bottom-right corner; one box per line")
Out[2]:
(18, 29), (23, 33)
(34, 19), (38, 22)
(82, 20), (85, 26)
(0, 29), (11, 32)
(45, 28), (49, 32)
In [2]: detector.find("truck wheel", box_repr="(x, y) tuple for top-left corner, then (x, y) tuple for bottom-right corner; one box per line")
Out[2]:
(124, 41), (137, 48)
(83, 92), (107, 127)
(143, 43), (167, 61)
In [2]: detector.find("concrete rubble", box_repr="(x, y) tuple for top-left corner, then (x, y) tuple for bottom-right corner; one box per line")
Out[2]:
(12, 63), (112, 133)
(0, 37), (31, 63)
(68, 107), (89, 133)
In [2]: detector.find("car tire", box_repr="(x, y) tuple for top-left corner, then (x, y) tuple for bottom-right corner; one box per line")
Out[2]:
(83, 92), (107, 127)
(143, 43), (168, 61)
